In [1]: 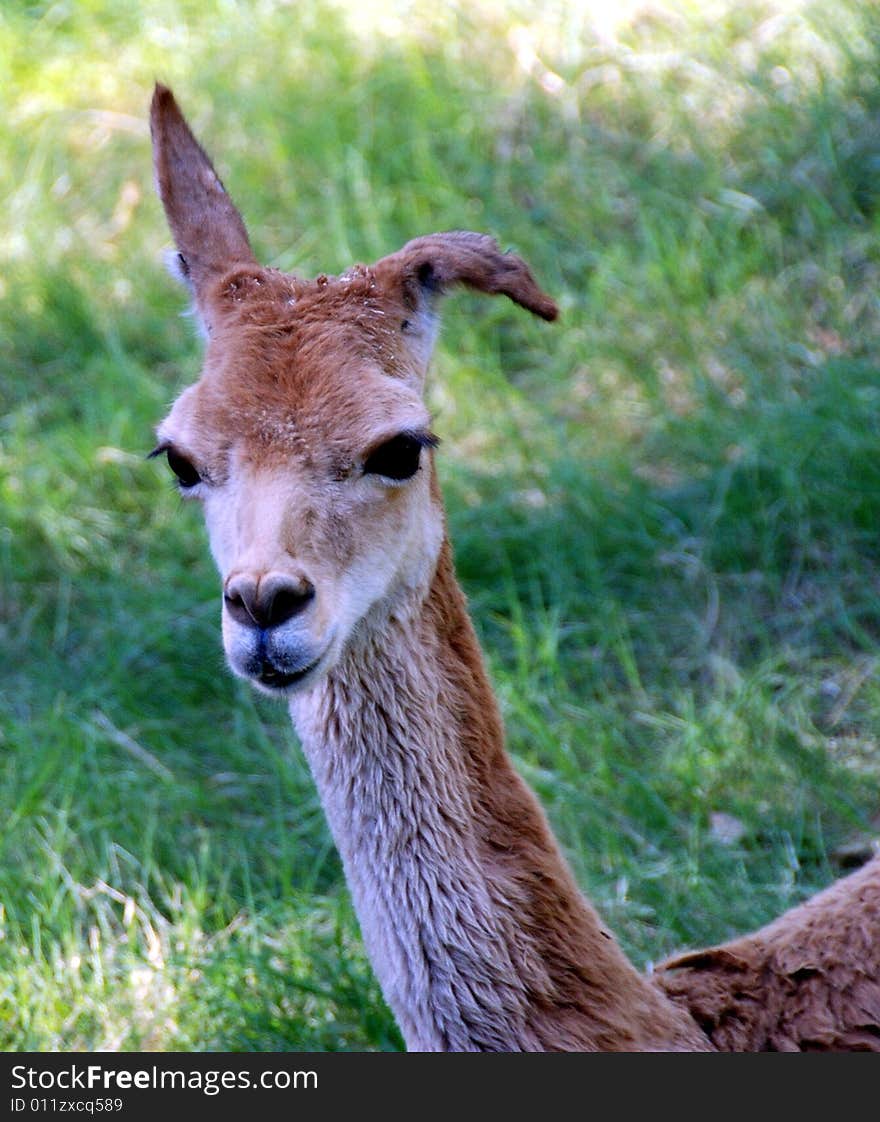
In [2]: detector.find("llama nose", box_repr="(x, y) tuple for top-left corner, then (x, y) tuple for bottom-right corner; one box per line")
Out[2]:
(224, 572), (315, 630)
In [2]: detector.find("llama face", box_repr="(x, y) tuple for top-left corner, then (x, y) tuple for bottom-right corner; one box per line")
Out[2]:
(154, 277), (444, 695)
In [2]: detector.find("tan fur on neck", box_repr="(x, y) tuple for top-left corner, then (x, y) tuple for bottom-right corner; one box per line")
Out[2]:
(292, 533), (710, 1052)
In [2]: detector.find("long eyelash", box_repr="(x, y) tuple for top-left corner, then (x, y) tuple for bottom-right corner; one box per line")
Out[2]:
(407, 430), (440, 449)
(149, 442), (204, 490)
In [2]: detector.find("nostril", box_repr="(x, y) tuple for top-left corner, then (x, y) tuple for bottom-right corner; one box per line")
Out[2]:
(263, 581), (315, 628)
(224, 578), (260, 628)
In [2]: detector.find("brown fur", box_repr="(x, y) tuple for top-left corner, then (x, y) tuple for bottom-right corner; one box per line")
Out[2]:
(423, 539), (709, 1050)
(655, 855), (880, 1051)
(149, 84), (880, 1052)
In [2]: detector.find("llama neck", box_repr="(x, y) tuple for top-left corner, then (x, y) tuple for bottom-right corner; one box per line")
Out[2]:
(290, 539), (708, 1052)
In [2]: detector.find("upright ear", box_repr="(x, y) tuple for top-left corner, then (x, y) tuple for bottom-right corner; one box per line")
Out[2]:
(372, 231), (558, 323)
(150, 84), (258, 329)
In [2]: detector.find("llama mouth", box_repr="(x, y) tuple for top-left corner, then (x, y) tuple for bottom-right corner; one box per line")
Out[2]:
(254, 653), (323, 692)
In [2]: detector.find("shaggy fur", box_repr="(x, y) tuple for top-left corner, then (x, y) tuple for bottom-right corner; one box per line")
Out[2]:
(655, 854), (880, 1051)
(149, 84), (880, 1052)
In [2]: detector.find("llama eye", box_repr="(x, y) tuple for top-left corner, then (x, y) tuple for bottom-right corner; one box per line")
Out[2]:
(165, 448), (202, 489)
(363, 433), (435, 482)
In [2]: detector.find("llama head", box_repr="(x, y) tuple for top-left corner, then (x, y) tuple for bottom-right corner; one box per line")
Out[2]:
(150, 84), (557, 696)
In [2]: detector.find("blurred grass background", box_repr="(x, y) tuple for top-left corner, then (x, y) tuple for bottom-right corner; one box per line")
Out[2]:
(1, 0), (879, 1050)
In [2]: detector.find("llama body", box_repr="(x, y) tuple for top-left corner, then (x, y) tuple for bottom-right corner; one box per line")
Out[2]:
(149, 84), (880, 1052)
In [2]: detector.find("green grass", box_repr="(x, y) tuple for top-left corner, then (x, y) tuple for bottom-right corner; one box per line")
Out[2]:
(2, 0), (880, 1049)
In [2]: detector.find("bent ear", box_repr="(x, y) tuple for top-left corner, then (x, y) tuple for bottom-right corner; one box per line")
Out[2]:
(150, 83), (258, 328)
(372, 231), (558, 322)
